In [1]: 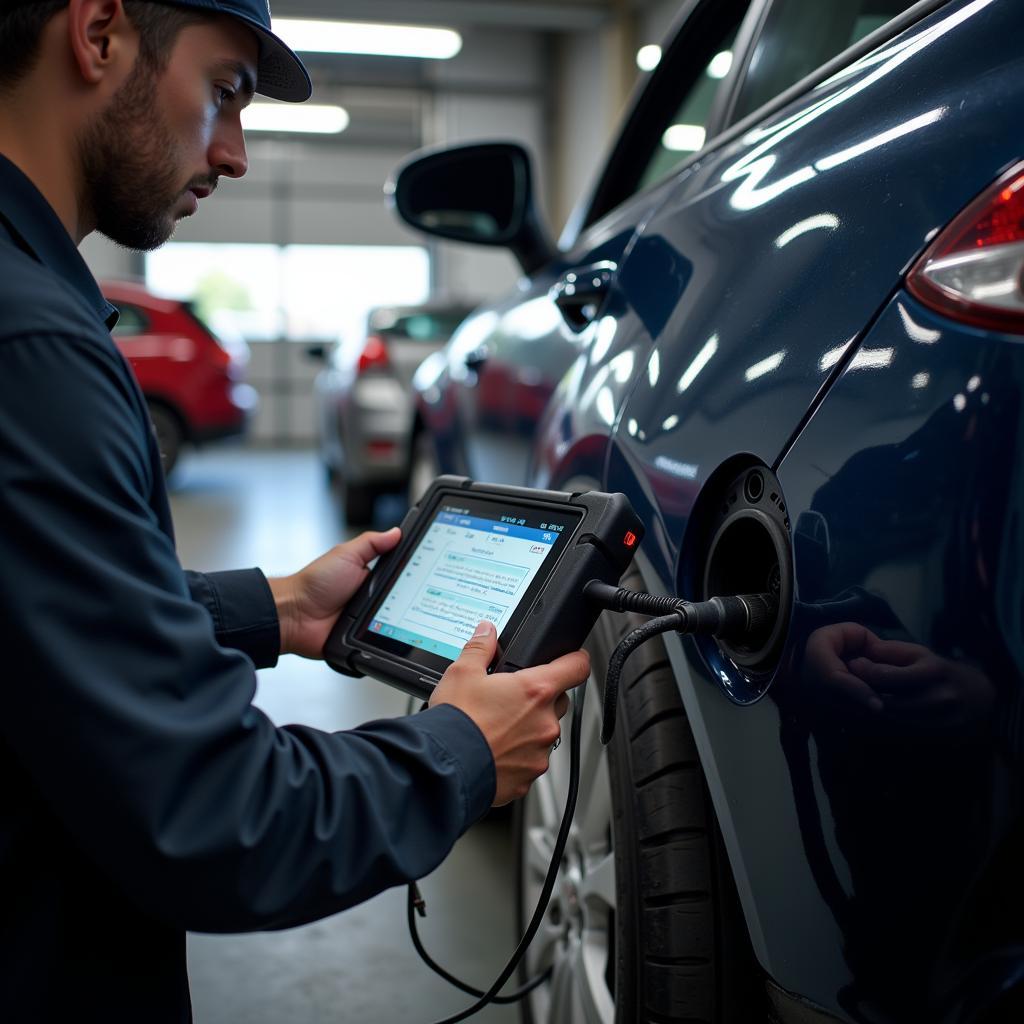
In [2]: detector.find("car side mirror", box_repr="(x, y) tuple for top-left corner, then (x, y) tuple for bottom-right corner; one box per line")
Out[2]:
(388, 142), (556, 276)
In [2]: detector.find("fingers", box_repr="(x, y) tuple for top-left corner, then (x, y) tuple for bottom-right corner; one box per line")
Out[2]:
(821, 668), (885, 714)
(454, 621), (498, 671)
(847, 655), (938, 693)
(340, 527), (401, 567)
(860, 633), (930, 666)
(516, 649), (590, 695)
(813, 622), (879, 661)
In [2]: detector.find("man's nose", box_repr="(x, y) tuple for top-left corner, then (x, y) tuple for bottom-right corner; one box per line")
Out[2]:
(209, 119), (248, 179)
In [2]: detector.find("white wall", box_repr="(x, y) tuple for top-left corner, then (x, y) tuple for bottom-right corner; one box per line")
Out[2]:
(79, 232), (141, 282)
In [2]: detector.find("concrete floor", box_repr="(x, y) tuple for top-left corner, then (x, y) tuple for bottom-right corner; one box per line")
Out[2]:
(170, 445), (518, 1024)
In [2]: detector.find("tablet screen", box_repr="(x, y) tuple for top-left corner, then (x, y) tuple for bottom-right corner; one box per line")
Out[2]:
(356, 493), (581, 674)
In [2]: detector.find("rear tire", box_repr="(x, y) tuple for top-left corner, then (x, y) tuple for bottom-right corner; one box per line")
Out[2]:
(146, 402), (184, 477)
(516, 565), (765, 1023)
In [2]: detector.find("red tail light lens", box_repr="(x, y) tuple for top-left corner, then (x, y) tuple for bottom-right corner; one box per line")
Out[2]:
(907, 160), (1024, 334)
(357, 333), (390, 373)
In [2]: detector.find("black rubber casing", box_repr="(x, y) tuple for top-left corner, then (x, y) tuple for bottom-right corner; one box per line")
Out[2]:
(324, 476), (644, 699)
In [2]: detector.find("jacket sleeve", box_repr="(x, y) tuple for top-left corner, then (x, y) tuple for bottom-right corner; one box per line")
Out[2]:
(185, 569), (280, 670)
(0, 330), (496, 933)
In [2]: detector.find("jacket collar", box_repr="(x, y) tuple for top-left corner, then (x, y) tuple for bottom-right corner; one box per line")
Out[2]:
(0, 153), (119, 330)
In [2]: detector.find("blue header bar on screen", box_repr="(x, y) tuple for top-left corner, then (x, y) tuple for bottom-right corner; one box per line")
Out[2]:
(436, 511), (559, 545)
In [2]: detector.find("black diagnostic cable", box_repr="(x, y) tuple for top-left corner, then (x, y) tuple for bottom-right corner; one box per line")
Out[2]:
(406, 582), (777, 1020)
(405, 891), (550, 1003)
(410, 680), (585, 1024)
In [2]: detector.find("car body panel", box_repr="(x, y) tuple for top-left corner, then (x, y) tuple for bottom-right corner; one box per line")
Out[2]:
(102, 280), (253, 443)
(410, 0), (1024, 1019)
(595, 4), (1023, 1017)
(771, 291), (1023, 1018)
(414, 174), (687, 488)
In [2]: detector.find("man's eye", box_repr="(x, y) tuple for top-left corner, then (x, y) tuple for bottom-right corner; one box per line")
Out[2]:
(216, 86), (236, 104)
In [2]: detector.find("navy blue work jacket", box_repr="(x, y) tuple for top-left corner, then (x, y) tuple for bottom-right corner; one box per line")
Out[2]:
(0, 153), (495, 1022)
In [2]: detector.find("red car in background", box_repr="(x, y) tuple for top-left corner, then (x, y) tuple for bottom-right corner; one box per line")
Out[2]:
(102, 281), (257, 474)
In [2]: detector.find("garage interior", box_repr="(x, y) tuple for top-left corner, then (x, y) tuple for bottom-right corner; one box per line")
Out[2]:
(77, 2), (681, 1021)
(83, 0), (683, 449)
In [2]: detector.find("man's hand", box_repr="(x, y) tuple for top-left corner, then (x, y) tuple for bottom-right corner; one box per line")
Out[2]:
(430, 621), (590, 806)
(268, 528), (401, 659)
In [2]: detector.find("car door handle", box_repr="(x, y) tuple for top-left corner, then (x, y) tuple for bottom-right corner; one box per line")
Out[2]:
(550, 261), (617, 330)
(464, 346), (489, 370)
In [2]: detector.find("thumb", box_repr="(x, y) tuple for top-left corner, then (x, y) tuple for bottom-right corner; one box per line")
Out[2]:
(341, 526), (401, 568)
(457, 621), (497, 669)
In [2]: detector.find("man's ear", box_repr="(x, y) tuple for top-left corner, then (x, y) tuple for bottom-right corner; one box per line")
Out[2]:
(66, 0), (137, 87)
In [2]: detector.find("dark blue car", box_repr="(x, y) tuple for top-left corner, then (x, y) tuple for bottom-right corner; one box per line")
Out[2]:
(391, 1), (1024, 1021)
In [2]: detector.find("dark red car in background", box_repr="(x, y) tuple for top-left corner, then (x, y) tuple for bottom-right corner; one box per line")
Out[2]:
(102, 281), (256, 474)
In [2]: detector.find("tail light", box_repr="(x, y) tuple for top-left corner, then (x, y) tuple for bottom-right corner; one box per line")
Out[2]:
(907, 160), (1024, 334)
(357, 333), (390, 373)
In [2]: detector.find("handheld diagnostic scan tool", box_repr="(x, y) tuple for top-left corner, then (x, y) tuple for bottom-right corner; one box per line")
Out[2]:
(325, 477), (644, 699)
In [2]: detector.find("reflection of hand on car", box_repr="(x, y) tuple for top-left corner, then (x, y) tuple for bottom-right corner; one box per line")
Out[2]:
(803, 622), (994, 740)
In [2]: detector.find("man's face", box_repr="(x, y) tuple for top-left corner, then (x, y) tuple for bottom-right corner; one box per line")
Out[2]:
(78, 15), (257, 252)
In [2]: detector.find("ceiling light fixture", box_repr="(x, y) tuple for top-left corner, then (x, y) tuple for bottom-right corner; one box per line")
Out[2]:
(707, 50), (733, 79)
(275, 19), (463, 59)
(636, 44), (661, 71)
(662, 123), (706, 152)
(242, 103), (350, 134)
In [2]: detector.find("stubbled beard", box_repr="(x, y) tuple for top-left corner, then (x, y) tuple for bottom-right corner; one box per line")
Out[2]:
(78, 60), (190, 252)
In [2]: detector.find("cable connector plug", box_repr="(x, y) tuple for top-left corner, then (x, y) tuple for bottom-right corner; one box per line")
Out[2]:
(583, 581), (775, 645)
(411, 882), (427, 918)
(583, 581), (778, 742)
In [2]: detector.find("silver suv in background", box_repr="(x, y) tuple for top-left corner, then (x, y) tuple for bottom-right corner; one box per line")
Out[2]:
(310, 302), (473, 524)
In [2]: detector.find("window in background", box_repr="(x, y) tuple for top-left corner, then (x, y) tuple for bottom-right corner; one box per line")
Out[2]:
(146, 243), (282, 341)
(145, 243), (430, 345)
(281, 245), (430, 346)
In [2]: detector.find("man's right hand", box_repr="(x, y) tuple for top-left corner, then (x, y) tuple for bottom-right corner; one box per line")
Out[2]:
(429, 621), (590, 806)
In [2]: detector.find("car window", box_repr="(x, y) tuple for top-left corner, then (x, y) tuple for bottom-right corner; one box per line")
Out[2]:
(582, 0), (755, 229)
(730, 0), (921, 124)
(110, 303), (149, 337)
(383, 313), (469, 342)
(637, 22), (743, 194)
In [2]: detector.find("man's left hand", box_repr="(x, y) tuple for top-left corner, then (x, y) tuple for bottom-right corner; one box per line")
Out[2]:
(268, 527), (401, 659)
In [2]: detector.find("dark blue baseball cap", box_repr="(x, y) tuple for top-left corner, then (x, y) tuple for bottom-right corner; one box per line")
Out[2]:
(164, 0), (312, 101)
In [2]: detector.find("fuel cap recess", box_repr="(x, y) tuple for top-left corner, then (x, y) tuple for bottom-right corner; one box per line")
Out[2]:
(702, 465), (792, 678)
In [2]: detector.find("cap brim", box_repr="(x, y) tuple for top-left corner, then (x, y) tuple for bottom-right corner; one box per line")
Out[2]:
(236, 17), (312, 102)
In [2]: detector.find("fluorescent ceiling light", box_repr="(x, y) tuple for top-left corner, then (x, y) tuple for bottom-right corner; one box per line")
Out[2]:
(774, 213), (840, 248)
(636, 44), (661, 71)
(744, 350), (786, 382)
(815, 108), (945, 171)
(849, 347), (895, 371)
(242, 103), (349, 134)
(678, 335), (718, 393)
(276, 19), (462, 59)
(662, 123), (706, 152)
(707, 50), (733, 79)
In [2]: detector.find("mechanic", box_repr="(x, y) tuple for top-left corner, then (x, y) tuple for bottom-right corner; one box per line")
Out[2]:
(0, 1), (590, 1020)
